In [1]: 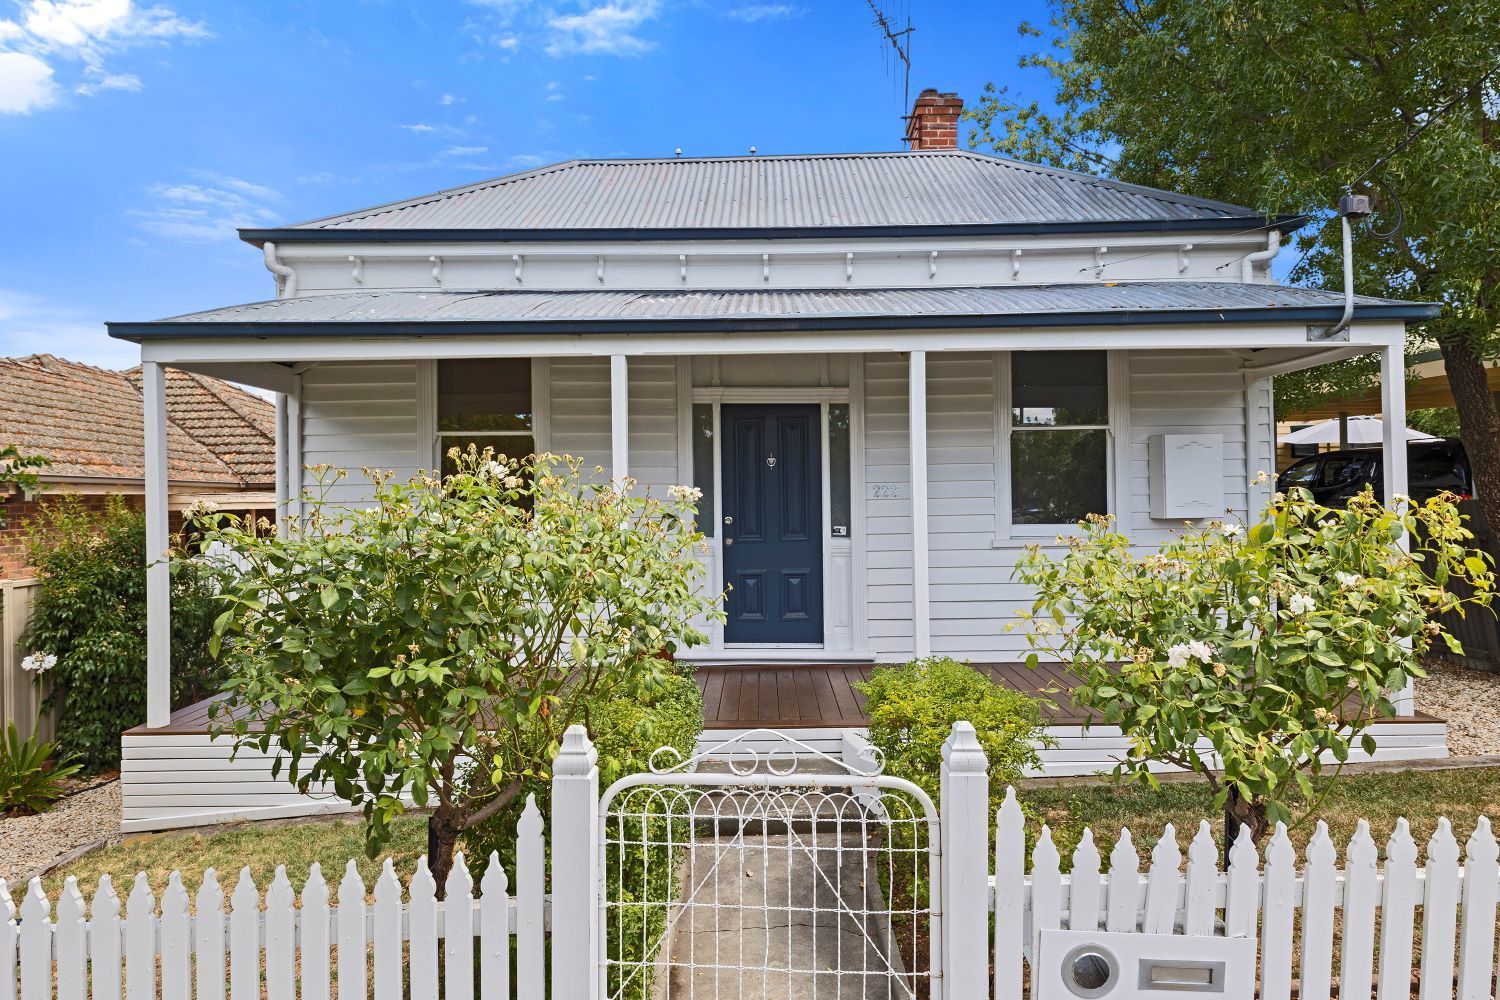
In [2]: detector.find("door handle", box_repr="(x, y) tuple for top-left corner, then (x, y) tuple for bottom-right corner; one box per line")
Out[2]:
(723, 516), (733, 525)
(724, 538), (734, 546)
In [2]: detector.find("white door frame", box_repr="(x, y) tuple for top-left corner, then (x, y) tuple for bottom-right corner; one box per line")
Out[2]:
(686, 384), (860, 657)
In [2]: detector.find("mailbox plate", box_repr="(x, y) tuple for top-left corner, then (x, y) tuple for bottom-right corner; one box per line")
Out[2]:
(1037, 929), (1256, 1000)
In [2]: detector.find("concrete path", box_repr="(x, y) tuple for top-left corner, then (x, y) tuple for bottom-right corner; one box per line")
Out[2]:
(654, 764), (921, 1000)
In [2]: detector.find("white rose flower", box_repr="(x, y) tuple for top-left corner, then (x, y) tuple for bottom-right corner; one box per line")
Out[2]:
(1166, 643), (1191, 669)
(1186, 639), (1214, 663)
(1221, 524), (1243, 538)
(1334, 572), (1360, 589)
(1289, 592), (1316, 615)
(668, 484), (703, 503)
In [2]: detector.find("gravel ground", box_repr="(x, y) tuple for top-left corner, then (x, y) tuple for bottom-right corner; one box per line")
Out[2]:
(0, 779), (120, 885)
(1418, 659), (1500, 756)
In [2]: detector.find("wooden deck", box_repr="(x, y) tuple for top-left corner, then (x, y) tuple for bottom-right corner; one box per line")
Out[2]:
(692, 662), (1441, 729)
(135, 662), (1440, 736)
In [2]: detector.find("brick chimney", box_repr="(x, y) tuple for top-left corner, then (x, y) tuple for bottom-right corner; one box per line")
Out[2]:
(905, 88), (962, 150)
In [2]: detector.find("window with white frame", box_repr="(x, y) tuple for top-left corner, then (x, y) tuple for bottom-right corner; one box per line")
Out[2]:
(436, 359), (534, 475)
(1002, 350), (1111, 531)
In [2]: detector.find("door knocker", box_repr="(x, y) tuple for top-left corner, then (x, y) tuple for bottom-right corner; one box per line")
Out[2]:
(766, 453), (777, 468)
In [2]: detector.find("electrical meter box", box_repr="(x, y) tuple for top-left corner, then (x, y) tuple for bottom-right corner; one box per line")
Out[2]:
(1036, 928), (1255, 1000)
(1149, 433), (1225, 519)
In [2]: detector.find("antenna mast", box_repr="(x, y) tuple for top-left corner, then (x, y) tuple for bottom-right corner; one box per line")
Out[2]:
(862, 0), (914, 143)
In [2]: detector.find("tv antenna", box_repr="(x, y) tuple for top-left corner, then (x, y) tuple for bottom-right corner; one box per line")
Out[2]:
(862, 0), (914, 137)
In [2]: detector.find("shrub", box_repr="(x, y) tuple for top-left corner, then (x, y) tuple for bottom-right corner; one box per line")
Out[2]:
(202, 450), (721, 888)
(0, 720), (82, 815)
(857, 656), (1046, 810)
(1012, 487), (1495, 845)
(22, 496), (220, 770)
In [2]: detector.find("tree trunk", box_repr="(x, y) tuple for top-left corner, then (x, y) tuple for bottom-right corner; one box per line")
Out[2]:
(1223, 787), (1269, 864)
(1438, 334), (1500, 534)
(428, 805), (464, 898)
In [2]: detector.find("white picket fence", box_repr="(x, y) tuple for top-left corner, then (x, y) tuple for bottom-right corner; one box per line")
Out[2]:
(991, 788), (1500, 1000)
(5, 723), (1500, 1000)
(1, 796), (552, 1000)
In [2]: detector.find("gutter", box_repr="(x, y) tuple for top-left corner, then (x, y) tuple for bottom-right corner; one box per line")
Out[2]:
(237, 214), (1311, 247)
(107, 301), (1442, 342)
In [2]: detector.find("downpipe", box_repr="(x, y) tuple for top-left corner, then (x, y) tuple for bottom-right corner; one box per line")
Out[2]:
(262, 241), (297, 298)
(1240, 229), (1281, 282)
(1312, 194), (1372, 341)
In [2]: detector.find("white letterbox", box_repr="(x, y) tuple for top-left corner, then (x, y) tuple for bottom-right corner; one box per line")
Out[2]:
(1037, 928), (1256, 1000)
(1149, 433), (1225, 520)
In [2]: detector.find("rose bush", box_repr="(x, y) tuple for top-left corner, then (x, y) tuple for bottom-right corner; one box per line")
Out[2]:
(201, 448), (722, 887)
(1013, 485), (1494, 845)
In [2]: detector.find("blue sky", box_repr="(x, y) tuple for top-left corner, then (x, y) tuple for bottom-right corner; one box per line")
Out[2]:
(0, 0), (1053, 369)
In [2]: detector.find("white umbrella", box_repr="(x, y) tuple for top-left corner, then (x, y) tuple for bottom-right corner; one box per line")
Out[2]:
(1281, 414), (1438, 446)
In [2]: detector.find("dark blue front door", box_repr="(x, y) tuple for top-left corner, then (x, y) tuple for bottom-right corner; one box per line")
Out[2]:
(721, 404), (823, 644)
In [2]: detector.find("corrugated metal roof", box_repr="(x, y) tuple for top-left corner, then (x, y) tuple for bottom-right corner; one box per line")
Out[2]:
(272, 152), (1268, 233)
(112, 283), (1435, 338)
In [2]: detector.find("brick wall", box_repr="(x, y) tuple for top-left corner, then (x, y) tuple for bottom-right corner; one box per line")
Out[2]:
(0, 493), (155, 579)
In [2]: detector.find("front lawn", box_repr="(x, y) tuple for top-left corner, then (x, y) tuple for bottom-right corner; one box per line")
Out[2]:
(1022, 763), (1500, 865)
(40, 764), (1500, 898)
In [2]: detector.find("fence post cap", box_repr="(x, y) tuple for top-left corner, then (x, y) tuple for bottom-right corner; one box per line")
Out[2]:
(940, 720), (988, 772)
(554, 724), (598, 774)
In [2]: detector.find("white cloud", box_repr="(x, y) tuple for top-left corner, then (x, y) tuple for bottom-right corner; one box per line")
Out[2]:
(399, 122), (439, 133)
(545, 1), (659, 57)
(508, 153), (548, 168)
(74, 67), (139, 93)
(130, 174), (281, 243)
(493, 33), (519, 51)
(0, 50), (58, 113)
(0, 288), (135, 369)
(442, 144), (488, 156)
(0, 0), (207, 112)
(725, 4), (801, 22)
(439, 92), (462, 105)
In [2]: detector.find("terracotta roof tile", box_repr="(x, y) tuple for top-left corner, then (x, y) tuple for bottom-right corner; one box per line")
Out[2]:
(0, 355), (276, 488)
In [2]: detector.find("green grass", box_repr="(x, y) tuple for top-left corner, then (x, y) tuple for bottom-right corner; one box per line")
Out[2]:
(43, 812), (430, 900)
(40, 765), (1500, 900)
(1020, 765), (1500, 866)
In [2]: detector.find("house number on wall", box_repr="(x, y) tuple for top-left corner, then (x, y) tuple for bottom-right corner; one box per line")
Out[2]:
(868, 483), (909, 500)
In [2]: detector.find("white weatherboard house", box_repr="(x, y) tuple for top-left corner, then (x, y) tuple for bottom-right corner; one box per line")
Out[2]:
(110, 91), (1444, 832)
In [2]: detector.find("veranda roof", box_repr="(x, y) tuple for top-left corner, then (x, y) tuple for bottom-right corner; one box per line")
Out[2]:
(109, 282), (1437, 341)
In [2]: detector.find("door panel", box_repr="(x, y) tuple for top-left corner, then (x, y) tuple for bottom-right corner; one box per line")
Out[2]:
(722, 404), (823, 644)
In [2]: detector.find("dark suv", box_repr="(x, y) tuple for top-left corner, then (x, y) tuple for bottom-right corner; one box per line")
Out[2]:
(1277, 439), (1472, 506)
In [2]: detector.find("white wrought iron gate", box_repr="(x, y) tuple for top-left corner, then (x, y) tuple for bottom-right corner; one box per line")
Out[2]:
(597, 730), (942, 1000)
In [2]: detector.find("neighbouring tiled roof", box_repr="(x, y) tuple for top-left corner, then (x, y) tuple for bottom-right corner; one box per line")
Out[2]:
(264, 151), (1271, 234)
(0, 355), (275, 487)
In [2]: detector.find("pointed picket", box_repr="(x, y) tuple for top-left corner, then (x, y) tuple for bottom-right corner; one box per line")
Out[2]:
(1457, 818), (1500, 1000)
(410, 858), (440, 1000)
(1260, 824), (1297, 1000)
(18, 880), (49, 1000)
(301, 863), (331, 1000)
(1067, 829), (1102, 932)
(517, 795), (547, 1000)
(159, 873), (192, 1000)
(264, 867), (296, 1000)
(337, 862), (369, 1000)
(1142, 824), (1182, 934)
(993, 788), (1026, 1000)
(1419, 819), (1462, 1000)
(1223, 824), (1258, 941)
(1377, 820), (1420, 1000)
(1339, 821), (1380, 1000)
(0, 880), (14, 1000)
(1030, 825), (1062, 959)
(90, 876), (122, 1000)
(1299, 822), (1338, 1000)
(196, 870), (226, 1000)
(1182, 822), (1218, 936)
(481, 853), (512, 1000)
(124, 874), (156, 1000)
(229, 868), (260, 1000)
(446, 853), (476, 1000)
(1105, 827), (1140, 933)
(373, 858), (404, 1000)
(55, 878), (88, 1000)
